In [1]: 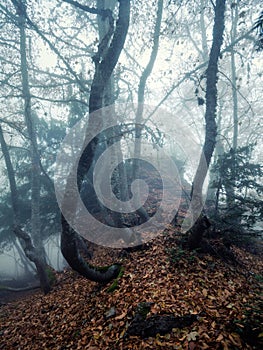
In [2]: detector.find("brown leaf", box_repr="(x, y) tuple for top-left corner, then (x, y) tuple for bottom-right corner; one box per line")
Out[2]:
(115, 311), (127, 320)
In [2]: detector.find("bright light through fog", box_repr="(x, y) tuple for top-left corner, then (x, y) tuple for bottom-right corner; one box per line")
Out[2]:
(35, 41), (57, 69)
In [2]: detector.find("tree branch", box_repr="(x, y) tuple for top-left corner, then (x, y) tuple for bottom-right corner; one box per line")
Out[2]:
(22, 13), (89, 93)
(147, 27), (255, 121)
(62, 0), (112, 18)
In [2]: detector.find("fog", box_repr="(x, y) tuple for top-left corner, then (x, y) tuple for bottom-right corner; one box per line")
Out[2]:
(0, 235), (67, 285)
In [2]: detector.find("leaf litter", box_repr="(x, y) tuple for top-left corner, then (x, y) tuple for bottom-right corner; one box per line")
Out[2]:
(0, 228), (262, 349)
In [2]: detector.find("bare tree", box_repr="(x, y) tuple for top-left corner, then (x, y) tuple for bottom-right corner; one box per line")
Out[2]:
(60, 0), (130, 283)
(12, 0), (47, 262)
(187, 0), (226, 249)
(133, 0), (163, 223)
(0, 124), (51, 294)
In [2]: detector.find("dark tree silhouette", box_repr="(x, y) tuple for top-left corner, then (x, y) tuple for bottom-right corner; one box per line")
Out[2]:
(187, 0), (226, 249)
(61, 0), (130, 283)
(253, 11), (263, 51)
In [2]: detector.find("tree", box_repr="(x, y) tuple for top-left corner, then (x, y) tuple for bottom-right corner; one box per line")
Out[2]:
(12, 0), (47, 263)
(0, 0), (57, 293)
(133, 0), (163, 224)
(211, 144), (263, 239)
(0, 0), (261, 286)
(253, 10), (263, 51)
(187, 0), (226, 249)
(0, 123), (51, 294)
(60, 0), (130, 283)
(205, 1), (262, 214)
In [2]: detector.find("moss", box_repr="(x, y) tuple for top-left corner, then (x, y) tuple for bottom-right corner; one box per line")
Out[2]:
(254, 274), (263, 283)
(94, 263), (121, 272)
(107, 279), (118, 293)
(136, 302), (152, 319)
(117, 266), (125, 278)
(45, 267), (56, 286)
(106, 266), (125, 293)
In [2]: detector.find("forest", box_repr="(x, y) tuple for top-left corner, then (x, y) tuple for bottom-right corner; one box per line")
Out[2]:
(0, 0), (262, 349)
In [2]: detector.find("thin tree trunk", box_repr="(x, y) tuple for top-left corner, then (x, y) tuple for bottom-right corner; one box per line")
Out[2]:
(0, 124), (51, 294)
(200, 0), (209, 61)
(13, 238), (34, 276)
(230, 3), (239, 151)
(225, 2), (239, 215)
(13, 0), (46, 264)
(14, 227), (51, 294)
(133, 0), (163, 222)
(96, 0), (130, 229)
(206, 102), (224, 210)
(187, 0), (226, 249)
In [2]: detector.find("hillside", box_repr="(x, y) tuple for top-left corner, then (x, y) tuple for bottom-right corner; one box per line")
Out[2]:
(0, 228), (262, 350)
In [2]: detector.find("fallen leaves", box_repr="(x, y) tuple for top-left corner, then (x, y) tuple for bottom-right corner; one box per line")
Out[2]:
(202, 288), (208, 297)
(0, 230), (262, 349)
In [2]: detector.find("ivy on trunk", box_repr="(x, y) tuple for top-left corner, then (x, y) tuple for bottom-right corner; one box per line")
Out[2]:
(187, 0), (226, 249)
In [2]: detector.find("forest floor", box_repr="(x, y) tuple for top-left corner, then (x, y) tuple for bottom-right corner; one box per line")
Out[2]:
(0, 227), (262, 350)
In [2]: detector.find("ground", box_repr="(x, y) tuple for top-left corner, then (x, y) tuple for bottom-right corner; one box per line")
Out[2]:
(0, 227), (262, 350)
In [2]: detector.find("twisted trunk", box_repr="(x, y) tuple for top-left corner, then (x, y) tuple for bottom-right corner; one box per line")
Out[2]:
(61, 0), (130, 282)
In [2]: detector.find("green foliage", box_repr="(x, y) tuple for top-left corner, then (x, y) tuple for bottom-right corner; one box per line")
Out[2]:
(211, 144), (263, 235)
(0, 117), (66, 250)
(46, 267), (57, 286)
(254, 274), (263, 283)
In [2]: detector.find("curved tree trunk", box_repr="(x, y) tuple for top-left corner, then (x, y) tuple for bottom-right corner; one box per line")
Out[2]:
(0, 124), (51, 294)
(61, 0), (130, 282)
(95, 0), (130, 229)
(61, 216), (120, 282)
(188, 0), (226, 249)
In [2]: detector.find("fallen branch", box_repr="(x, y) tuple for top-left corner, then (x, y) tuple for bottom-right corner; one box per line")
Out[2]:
(125, 302), (199, 338)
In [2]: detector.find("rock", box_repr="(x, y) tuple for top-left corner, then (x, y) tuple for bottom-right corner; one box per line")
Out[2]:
(105, 306), (116, 319)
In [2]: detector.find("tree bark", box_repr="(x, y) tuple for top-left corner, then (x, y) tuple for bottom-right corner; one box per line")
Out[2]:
(14, 227), (51, 294)
(0, 124), (51, 294)
(61, 216), (120, 283)
(11, 0), (47, 265)
(188, 0), (226, 249)
(95, 0), (130, 228)
(133, 0), (163, 223)
(224, 3), (239, 215)
(61, 0), (130, 282)
(206, 102), (224, 211)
